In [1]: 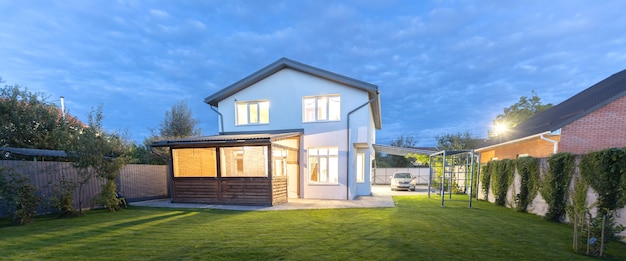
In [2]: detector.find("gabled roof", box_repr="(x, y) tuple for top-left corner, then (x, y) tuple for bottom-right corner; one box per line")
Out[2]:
(485, 69), (626, 145)
(204, 57), (382, 129)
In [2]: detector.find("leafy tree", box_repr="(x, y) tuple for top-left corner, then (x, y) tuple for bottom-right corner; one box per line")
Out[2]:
(158, 100), (201, 139)
(127, 100), (201, 164)
(0, 83), (83, 151)
(126, 136), (168, 165)
(66, 105), (129, 212)
(435, 131), (477, 150)
(490, 91), (552, 137)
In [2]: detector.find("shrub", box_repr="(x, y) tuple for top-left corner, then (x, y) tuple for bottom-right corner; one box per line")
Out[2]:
(0, 167), (40, 225)
(47, 177), (77, 217)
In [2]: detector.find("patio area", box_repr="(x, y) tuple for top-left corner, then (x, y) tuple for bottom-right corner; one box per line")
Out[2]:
(130, 185), (431, 211)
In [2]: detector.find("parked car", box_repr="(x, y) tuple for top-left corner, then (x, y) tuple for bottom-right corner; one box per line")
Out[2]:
(408, 178), (420, 191)
(390, 172), (413, 191)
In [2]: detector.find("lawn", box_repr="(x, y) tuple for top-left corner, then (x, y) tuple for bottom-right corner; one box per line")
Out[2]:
(2, 195), (626, 260)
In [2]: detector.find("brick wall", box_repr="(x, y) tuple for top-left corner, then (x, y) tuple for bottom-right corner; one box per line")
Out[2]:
(560, 94), (626, 154)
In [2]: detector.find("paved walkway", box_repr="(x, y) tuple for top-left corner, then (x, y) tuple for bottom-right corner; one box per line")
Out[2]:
(131, 185), (427, 211)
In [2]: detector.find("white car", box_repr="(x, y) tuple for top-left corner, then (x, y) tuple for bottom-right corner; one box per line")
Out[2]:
(390, 172), (413, 191)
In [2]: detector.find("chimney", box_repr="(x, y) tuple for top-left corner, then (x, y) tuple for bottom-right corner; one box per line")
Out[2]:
(60, 96), (66, 121)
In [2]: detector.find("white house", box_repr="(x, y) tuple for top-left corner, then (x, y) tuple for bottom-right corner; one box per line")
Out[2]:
(152, 58), (381, 205)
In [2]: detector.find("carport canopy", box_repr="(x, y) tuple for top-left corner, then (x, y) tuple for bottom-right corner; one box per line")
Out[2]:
(372, 144), (435, 157)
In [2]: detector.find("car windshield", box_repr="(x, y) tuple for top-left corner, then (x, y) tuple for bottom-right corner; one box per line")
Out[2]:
(394, 173), (411, 178)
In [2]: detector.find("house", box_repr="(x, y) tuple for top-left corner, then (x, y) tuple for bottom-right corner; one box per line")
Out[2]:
(152, 58), (381, 205)
(476, 69), (626, 162)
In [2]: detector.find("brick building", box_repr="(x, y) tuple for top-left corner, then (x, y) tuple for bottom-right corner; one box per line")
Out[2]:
(477, 69), (626, 163)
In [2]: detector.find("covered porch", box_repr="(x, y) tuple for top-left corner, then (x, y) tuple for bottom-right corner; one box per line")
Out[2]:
(151, 132), (301, 206)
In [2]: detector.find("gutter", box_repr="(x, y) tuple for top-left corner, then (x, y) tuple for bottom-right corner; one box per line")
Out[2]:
(346, 91), (379, 200)
(540, 134), (559, 154)
(210, 105), (224, 134)
(475, 131), (551, 152)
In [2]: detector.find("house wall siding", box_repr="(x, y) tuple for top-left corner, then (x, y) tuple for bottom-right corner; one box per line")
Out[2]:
(560, 94), (626, 154)
(218, 68), (373, 200)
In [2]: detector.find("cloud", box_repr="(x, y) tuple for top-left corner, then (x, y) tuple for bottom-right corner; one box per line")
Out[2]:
(2, 0), (626, 145)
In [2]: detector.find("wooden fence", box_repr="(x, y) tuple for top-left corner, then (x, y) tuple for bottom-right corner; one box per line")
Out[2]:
(0, 160), (169, 216)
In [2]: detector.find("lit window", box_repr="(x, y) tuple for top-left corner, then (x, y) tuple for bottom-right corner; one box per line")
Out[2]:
(356, 153), (365, 183)
(220, 146), (268, 177)
(172, 148), (217, 177)
(303, 95), (340, 122)
(236, 101), (269, 125)
(309, 147), (339, 184)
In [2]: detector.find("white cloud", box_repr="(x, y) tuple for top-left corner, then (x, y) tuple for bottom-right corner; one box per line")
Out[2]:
(149, 9), (170, 19)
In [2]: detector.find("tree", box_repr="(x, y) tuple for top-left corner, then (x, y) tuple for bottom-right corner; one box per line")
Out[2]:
(435, 131), (477, 151)
(66, 105), (129, 212)
(127, 100), (201, 165)
(158, 100), (201, 139)
(490, 91), (552, 137)
(126, 136), (168, 165)
(0, 83), (83, 151)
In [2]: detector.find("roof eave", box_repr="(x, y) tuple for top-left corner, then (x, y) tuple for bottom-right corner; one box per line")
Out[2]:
(204, 57), (379, 107)
(475, 131), (554, 152)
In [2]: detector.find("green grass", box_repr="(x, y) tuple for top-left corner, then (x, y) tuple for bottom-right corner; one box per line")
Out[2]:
(2, 195), (625, 260)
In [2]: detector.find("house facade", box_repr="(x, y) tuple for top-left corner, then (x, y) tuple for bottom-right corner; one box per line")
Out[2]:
(153, 58), (381, 204)
(477, 69), (626, 162)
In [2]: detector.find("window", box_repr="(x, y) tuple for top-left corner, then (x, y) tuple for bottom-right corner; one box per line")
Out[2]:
(308, 147), (339, 184)
(236, 101), (269, 125)
(303, 95), (340, 122)
(172, 148), (217, 177)
(356, 153), (365, 183)
(220, 146), (268, 177)
(272, 147), (288, 177)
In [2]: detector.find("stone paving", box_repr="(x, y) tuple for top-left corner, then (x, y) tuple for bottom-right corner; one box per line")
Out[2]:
(130, 185), (429, 211)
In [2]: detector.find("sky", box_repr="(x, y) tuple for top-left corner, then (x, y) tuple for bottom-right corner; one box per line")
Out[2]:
(1, 0), (625, 147)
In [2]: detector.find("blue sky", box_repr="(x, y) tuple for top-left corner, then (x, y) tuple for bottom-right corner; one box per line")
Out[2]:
(1, 0), (625, 146)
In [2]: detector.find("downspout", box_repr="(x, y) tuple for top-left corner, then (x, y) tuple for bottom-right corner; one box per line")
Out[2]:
(540, 134), (559, 154)
(346, 91), (379, 200)
(210, 105), (224, 134)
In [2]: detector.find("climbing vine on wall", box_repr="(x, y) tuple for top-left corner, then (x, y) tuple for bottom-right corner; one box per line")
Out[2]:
(514, 156), (540, 212)
(580, 148), (626, 216)
(481, 161), (495, 201)
(491, 159), (514, 206)
(541, 152), (574, 222)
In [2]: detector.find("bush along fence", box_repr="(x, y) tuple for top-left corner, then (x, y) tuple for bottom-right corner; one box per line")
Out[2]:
(0, 160), (169, 223)
(478, 147), (626, 257)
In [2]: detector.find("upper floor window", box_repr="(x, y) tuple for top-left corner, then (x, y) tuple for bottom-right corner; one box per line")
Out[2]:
(303, 95), (340, 122)
(236, 100), (269, 125)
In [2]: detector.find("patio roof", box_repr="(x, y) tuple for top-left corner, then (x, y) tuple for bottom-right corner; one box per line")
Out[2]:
(0, 147), (67, 158)
(151, 131), (303, 148)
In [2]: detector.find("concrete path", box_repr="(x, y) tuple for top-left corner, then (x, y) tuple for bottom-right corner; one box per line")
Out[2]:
(131, 185), (429, 211)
